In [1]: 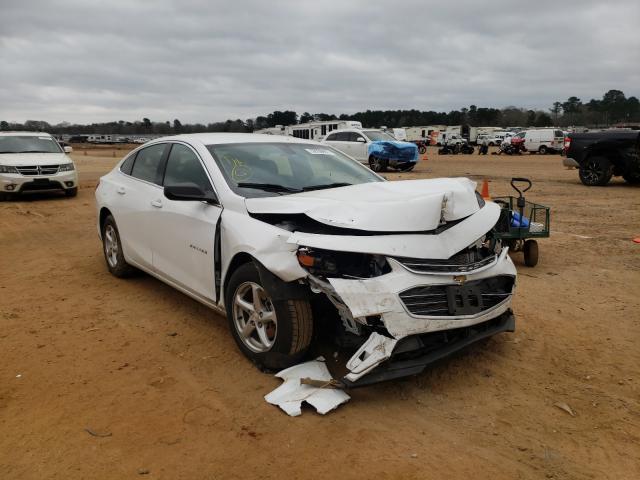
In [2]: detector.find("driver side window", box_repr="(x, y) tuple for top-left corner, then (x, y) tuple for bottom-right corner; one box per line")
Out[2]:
(163, 144), (213, 193)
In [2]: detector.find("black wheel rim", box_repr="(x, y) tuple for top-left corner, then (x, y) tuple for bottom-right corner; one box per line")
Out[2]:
(583, 160), (603, 184)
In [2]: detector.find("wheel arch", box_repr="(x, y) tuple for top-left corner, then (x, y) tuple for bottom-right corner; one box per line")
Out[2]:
(222, 252), (310, 308)
(99, 207), (112, 234)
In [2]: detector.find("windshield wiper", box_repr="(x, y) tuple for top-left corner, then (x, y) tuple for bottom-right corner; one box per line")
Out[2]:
(236, 182), (302, 193)
(302, 182), (353, 191)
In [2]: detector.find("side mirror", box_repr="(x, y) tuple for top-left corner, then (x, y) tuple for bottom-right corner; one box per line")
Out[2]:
(164, 183), (218, 205)
(64, 146), (73, 153)
(356, 137), (366, 143)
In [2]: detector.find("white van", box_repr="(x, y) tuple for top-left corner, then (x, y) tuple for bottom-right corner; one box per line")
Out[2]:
(523, 129), (565, 154)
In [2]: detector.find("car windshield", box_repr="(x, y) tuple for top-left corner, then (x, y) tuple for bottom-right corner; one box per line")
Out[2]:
(0, 135), (62, 154)
(362, 130), (396, 142)
(207, 142), (383, 197)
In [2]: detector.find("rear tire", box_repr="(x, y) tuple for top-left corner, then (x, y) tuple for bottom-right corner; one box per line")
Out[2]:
(579, 156), (613, 186)
(101, 215), (136, 278)
(418, 145), (427, 155)
(225, 262), (313, 371)
(523, 240), (539, 267)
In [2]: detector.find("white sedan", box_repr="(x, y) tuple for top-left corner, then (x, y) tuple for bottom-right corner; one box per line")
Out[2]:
(95, 133), (516, 386)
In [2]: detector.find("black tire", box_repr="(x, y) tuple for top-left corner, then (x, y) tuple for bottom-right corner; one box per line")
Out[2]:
(65, 187), (78, 197)
(225, 262), (313, 371)
(538, 145), (548, 155)
(523, 240), (539, 267)
(579, 156), (613, 186)
(101, 215), (136, 278)
(488, 142), (495, 147)
(418, 145), (427, 155)
(369, 155), (388, 172)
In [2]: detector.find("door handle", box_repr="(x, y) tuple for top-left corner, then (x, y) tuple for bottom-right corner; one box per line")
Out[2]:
(116, 187), (126, 195)
(150, 200), (163, 208)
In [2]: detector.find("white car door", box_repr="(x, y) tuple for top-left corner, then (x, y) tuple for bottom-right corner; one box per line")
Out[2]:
(351, 132), (369, 162)
(324, 132), (351, 158)
(149, 143), (222, 301)
(110, 143), (169, 269)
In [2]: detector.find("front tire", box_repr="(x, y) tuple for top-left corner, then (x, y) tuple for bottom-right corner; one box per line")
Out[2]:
(538, 145), (548, 155)
(523, 240), (539, 267)
(225, 262), (313, 371)
(102, 215), (136, 277)
(65, 187), (78, 197)
(369, 155), (388, 172)
(418, 146), (427, 155)
(579, 156), (613, 186)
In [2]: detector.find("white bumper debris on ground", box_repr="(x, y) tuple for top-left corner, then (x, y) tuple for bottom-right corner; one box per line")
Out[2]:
(265, 358), (350, 416)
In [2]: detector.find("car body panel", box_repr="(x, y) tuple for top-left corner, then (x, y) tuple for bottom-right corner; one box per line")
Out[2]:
(286, 202), (500, 259)
(245, 178), (480, 232)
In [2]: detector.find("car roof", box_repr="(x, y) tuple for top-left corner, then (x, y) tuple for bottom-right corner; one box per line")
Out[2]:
(0, 131), (53, 137)
(150, 132), (319, 146)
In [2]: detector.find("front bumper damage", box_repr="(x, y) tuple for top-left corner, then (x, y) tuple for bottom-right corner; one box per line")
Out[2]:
(342, 311), (514, 387)
(310, 247), (517, 387)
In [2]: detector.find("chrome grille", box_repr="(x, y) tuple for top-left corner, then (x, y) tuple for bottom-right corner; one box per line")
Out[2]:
(394, 247), (496, 274)
(399, 275), (514, 317)
(16, 165), (59, 176)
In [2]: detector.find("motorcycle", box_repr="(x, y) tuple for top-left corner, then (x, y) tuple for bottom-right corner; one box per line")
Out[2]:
(438, 140), (474, 155)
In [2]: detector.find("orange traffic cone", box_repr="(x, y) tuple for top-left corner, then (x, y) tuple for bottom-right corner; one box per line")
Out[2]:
(481, 178), (490, 199)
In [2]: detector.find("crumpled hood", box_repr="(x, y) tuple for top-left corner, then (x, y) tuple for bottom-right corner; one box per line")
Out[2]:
(0, 152), (71, 166)
(245, 178), (480, 232)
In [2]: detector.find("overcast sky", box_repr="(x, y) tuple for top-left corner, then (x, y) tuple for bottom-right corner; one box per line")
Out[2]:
(1, 0), (639, 124)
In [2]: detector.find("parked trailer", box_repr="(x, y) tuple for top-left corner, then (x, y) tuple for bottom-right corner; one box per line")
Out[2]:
(87, 134), (119, 144)
(404, 125), (446, 143)
(286, 120), (362, 141)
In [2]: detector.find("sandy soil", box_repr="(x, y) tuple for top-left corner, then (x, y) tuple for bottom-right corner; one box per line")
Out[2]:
(1, 146), (639, 479)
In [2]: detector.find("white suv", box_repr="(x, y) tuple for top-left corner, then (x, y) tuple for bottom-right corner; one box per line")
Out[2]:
(95, 133), (516, 386)
(0, 131), (78, 199)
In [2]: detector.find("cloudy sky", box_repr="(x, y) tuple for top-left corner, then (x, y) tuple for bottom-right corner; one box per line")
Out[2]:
(1, 0), (639, 124)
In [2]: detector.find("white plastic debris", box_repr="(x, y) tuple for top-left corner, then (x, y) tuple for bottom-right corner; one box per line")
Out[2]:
(265, 357), (350, 417)
(344, 332), (398, 382)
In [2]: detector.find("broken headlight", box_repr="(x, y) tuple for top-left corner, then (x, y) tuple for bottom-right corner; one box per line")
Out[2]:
(297, 247), (390, 279)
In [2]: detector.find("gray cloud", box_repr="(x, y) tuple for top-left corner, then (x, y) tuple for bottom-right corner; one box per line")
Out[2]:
(1, 0), (639, 123)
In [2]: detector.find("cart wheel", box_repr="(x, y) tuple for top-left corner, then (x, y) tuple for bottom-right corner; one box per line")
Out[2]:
(523, 240), (539, 267)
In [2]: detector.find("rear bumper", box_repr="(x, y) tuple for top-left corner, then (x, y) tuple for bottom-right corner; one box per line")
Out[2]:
(563, 157), (579, 168)
(343, 310), (515, 387)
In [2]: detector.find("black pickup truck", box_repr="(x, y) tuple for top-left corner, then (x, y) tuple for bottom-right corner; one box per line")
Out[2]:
(563, 130), (640, 186)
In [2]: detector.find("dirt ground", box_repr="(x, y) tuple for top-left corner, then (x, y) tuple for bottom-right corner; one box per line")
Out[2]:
(1, 146), (639, 479)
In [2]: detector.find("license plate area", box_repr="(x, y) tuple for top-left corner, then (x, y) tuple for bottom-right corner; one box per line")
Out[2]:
(446, 285), (484, 315)
(33, 178), (51, 185)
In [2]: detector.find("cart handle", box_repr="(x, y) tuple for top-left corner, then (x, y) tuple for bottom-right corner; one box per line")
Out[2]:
(511, 177), (532, 196)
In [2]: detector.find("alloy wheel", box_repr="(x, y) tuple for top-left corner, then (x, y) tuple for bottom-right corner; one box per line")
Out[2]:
(232, 281), (277, 353)
(104, 224), (119, 268)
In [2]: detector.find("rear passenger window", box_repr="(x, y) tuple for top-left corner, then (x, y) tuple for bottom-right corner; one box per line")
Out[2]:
(163, 144), (213, 193)
(325, 133), (338, 141)
(120, 152), (137, 175)
(131, 144), (166, 185)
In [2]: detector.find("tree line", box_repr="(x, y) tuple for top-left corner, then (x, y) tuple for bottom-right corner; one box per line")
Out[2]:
(1, 89), (637, 136)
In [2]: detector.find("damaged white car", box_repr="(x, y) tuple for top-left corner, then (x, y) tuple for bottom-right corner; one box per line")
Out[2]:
(95, 133), (516, 386)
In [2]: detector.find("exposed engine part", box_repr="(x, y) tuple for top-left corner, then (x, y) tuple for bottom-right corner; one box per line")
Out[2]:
(307, 274), (362, 335)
